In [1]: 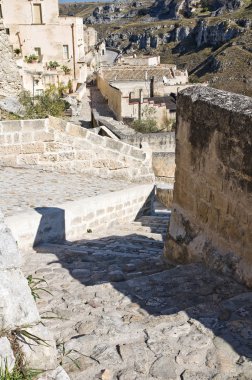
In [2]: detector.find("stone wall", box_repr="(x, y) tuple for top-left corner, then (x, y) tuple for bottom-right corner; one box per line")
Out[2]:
(0, 116), (153, 182)
(123, 132), (176, 152)
(0, 23), (22, 100)
(165, 87), (252, 286)
(152, 152), (175, 183)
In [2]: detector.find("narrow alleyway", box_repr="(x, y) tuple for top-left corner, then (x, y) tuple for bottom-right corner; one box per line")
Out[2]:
(22, 211), (252, 380)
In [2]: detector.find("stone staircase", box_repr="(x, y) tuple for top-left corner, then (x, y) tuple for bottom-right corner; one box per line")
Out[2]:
(22, 210), (252, 380)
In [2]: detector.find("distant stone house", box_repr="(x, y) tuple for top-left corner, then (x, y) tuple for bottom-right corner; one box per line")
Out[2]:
(0, 0), (104, 97)
(97, 61), (188, 127)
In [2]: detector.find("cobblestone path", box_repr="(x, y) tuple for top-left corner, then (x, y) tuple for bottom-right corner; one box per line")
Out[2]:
(22, 214), (252, 380)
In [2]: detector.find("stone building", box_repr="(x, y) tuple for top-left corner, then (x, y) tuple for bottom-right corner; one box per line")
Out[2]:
(97, 60), (188, 127)
(0, 0), (104, 96)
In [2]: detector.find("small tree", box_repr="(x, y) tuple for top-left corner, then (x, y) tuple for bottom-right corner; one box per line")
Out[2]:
(61, 65), (71, 75)
(132, 105), (159, 133)
(18, 86), (69, 119)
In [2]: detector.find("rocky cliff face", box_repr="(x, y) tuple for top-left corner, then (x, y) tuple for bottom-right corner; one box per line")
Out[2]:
(105, 19), (243, 52)
(82, 0), (244, 25)
(194, 19), (241, 47)
(86, 1), (142, 24)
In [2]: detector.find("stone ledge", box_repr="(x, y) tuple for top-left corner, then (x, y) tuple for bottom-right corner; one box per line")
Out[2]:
(6, 184), (154, 252)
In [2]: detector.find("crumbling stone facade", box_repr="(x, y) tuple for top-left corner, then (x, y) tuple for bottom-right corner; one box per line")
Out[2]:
(165, 87), (252, 286)
(0, 23), (22, 99)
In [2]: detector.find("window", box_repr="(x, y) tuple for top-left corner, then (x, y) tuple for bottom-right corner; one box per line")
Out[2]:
(34, 47), (41, 56)
(33, 4), (42, 24)
(63, 45), (69, 60)
(35, 89), (44, 96)
(34, 47), (41, 61)
(5, 28), (9, 35)
(0, 4), (3, 19)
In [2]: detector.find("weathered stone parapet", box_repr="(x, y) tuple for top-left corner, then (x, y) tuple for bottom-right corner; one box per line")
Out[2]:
(6, 184), (154, 252)
(164, 87), (252, 286)
(0, 117), (154, 182)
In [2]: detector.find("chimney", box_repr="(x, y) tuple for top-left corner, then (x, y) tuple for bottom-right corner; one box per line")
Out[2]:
(150, 76), (154, 98)
(138, 89), (143, 121)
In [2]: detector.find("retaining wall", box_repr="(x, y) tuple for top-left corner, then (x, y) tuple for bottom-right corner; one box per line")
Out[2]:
(6, 184), (154, 252)
(0, 116), (153, 182)
(165, 87), (252, 286)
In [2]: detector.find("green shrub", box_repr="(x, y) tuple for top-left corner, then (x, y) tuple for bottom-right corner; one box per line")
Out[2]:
(47, 61), (60, 70)
(24, 54), (38, 63)
(132, 106), (159, 133)
(0, 364), (40, 380)
(61, 65), (71, 75)
(18, 85), (69, 119)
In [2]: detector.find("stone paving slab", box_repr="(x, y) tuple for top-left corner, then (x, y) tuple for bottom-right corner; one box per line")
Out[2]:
(0, 167), (135, 217)
(22, 214), (252, 380)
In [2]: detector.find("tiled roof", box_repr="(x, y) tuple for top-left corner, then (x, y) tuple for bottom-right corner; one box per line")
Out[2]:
(101, 65), (183, 81)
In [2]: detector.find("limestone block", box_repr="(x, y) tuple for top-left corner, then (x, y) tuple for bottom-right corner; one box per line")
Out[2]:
(0, 337), (15, 371)
(0, 155), (17, 167)
(21, 133), (33, 143)
(48, 117), (67, 133)
(129, 147), (146, 160)
(156, 186), (174, 209)
(39, 153), (58, 162)
(0, 145), (21, 155)
(34, 131), (55, 142)
(105, 138), (124, 151)
(58, 152), (75, 161)
(22, 120), (46, 131)
(0, 210), (21, 269)
(66, 123), (86, 137)
(0, 269), (40, 330)
(17, 154), (39, 166)
(38, 366), (70, 380)
(18, 324), (57, 371)
(152, 152), (175, 180)
(1, 121), (21, 133)
(45, 142), (70, 152)
(21, 142), (45, 154)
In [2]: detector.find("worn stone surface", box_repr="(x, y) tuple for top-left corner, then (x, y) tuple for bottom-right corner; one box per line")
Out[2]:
(18, 324), (57, 371)
(0, 337), (15, 371)
(0, 167), (136, 217)
(21, 212), (252, 379)
(0, 209), (60, 376)
(165, 87), (252, 286)
(0, 209), (40, 330)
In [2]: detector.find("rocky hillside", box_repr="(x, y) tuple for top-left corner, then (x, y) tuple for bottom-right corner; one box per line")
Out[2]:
(59, 0), (252, 96)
